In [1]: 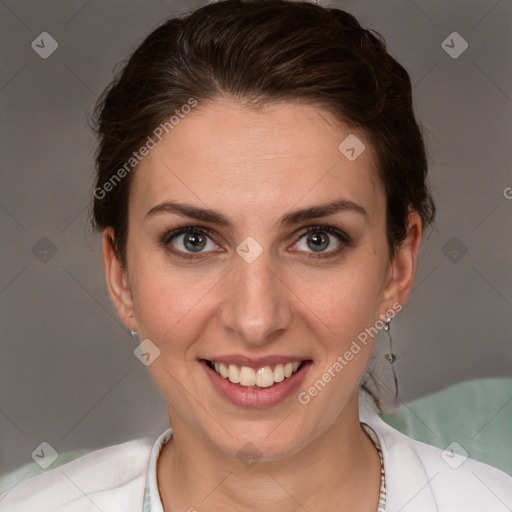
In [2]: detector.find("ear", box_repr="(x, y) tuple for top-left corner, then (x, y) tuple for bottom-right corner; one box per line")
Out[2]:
(102, 228), (138, 331)
(380, 211), (423, 313)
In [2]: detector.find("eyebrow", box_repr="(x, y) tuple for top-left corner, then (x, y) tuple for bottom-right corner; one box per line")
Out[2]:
(144, 198), (369, 227)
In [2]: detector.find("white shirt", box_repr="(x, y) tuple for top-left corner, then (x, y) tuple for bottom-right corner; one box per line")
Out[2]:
(2, 389), (511, 511)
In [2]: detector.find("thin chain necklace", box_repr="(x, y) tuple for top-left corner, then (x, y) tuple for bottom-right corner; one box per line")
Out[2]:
(361, 423), (387, 512)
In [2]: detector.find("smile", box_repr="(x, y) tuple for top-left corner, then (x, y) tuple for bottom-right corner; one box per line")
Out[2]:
(206, 360), (303, 388)
(201, 358), (313, 408)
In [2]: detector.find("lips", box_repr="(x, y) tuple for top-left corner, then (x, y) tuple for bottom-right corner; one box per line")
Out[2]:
(201, 358), (313, 408)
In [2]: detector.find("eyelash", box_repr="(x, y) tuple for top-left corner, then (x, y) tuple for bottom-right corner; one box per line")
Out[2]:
(159, 224), (353, 260)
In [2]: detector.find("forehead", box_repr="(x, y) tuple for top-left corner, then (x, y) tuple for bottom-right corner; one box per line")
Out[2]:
(130, 99), (383, 224)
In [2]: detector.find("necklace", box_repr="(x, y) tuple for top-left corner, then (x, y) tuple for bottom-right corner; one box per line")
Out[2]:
(361, 423), (387, 512)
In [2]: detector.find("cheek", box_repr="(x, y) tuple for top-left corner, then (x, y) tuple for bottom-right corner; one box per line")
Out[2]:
(130, 255), (216, 346)
(128, 250), (172, 330)
(296, 258), (385, 340)
(295, 266), (384, 411)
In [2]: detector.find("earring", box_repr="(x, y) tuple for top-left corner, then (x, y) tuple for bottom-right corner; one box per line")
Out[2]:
(383, 318), (399, 398)
(129, 329), (139, 340)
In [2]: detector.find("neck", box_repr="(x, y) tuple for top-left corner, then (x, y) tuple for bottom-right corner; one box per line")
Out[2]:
(158, 391), (382, 512)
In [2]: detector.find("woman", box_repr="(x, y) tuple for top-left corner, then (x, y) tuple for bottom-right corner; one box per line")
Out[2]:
(3, 0), (511, 510)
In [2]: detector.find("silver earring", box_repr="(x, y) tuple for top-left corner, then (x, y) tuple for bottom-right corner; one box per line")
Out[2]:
(130, 329), (139, 340)
(383, 318), (399, 398)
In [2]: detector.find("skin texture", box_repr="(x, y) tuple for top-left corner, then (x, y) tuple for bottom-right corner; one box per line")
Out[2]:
(102, 98), (422, 511)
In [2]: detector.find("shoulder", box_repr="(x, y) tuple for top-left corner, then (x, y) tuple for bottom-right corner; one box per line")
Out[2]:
(0, 436), (154, 512)
(370, 414), (512, 511)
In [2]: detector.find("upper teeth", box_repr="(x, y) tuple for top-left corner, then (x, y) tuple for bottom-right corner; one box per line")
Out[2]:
(212, 361), (301, 388)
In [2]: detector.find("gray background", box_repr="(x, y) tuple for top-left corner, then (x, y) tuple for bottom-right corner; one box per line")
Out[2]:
(0, 0), (510, 475)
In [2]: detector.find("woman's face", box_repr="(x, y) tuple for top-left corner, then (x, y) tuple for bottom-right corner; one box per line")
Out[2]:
(105, 98), (419, 460)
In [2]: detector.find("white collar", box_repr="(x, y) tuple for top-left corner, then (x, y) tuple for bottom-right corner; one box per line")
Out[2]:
(142, 389), (440, 512)
(359, 389), (440, 511)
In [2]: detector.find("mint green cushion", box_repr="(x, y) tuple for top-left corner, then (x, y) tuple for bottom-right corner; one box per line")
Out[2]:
(382, 377), (512, 475)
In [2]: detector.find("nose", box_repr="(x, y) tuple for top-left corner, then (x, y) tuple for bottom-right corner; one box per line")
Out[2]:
(218, 247), (293, 346)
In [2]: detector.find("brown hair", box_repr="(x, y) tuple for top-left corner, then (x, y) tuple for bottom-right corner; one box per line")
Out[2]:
(90, 0), (435, 411)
